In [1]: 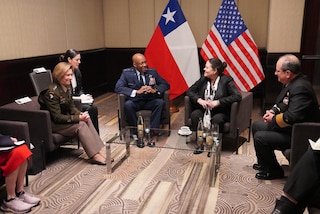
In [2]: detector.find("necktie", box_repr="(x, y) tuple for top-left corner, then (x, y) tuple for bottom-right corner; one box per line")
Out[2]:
(140, 74), (145, 86)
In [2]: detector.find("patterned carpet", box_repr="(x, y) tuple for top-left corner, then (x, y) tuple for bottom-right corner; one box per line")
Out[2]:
(0, 93), (292, 214)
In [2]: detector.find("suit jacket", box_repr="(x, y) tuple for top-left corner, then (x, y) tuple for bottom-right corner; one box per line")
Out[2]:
(114, 67), (170, 101)
(269, 74), (320, 132)
(186, 74), (242, 115)
(72, 68), (84, 96)
(38, 83), (81, 132)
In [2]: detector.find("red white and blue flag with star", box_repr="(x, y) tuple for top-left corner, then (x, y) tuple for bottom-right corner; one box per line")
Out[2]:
(201, 0), (264, 91)
(145, 0), (200, 100)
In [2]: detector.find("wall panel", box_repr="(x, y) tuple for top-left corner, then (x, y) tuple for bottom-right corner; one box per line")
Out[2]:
(45, 0), (68, 53)
(129, 0), (154, 47)
(0, 0), (24, 59)
(18, 0), (49, 56)
(267, 0), (305, 52)
(65, 0), (105, 50)
(103, 0), (130, 47)
(0, 0), (105, 60)
(182, 0), (209, 45)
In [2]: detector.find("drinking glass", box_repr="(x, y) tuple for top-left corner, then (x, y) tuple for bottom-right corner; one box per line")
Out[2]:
(144, 119), (151, 142)
(205, 133), (213, 151)
(212, 123), (219, 142)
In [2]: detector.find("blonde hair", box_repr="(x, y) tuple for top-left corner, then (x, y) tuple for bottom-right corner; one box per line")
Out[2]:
(52, 62), (72, 83)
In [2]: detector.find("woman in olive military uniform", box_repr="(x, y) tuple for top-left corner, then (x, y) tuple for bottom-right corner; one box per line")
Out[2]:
(39, 62), (106, 165)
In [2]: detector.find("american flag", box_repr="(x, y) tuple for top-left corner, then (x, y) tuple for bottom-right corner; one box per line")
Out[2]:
(200, 0), (264, 91)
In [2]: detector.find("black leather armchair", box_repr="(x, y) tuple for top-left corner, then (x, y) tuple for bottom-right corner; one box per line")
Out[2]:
(0, 120), (30, 186)
(29, 69), (81, 110)
(0, 97), (77, 153)
(29, 70), (53, 95)
(282, 122), (320, 169)
(117, 90), (171, 130)
(184, 91), (253, 153)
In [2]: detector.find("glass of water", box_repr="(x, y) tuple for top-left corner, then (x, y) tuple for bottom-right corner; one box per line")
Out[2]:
(212, 123), (219, 142)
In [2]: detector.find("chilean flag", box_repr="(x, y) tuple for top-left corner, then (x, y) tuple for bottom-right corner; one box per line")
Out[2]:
(145, 0), (200, 100)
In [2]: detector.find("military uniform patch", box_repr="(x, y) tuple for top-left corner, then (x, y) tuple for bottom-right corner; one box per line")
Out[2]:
(49, 92), (54, 99)
(283, 92), (289, 105)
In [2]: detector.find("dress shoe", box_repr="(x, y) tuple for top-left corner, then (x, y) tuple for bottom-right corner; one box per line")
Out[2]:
(147, 141), (155, 147)
(193, 145), (204, 154)
(89, 159), (106, 165)
(271, 197), (305, 214)
(253, 163), (265, 171)
(136, 140), (145, 148)
(255, 170), (284, 180)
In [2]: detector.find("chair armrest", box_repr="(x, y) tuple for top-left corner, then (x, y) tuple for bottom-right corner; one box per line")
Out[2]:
(0, 107), (54, 152)
(118, 94), (127, 129)
(0, 120), (31, 182)
(235, 91), (253, 133)
(290, 122), (320, 168)
(0, 120), (30, 145)
(162, 90), (170, 123)
(224, 91), (252, 138)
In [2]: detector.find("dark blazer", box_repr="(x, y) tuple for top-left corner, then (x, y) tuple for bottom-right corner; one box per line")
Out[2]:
(186, 74), (242, 115)
(38, 83), (81, 132)
(114, 67), (170, 101)
(270, 74), (320, 132)
(72, 68), (84, 96)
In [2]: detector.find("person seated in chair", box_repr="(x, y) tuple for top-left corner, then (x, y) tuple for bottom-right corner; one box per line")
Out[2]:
(252, 54), (320, 180)
(186, 58), (241, 154)
(0, 134), (40, 213)
(115, 53), (170, 130)
(60, 49), (100, 134)
(38, 62), (107, 165)
(272, 146), (320, 214)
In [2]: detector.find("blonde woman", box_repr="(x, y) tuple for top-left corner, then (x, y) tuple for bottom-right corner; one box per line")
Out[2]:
(38, 62), (106, 165)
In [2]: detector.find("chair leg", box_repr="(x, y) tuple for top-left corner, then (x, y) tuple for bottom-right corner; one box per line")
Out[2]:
(117, 109), (121, 132)
(235, 128), (240, 155)
(76, 130), (80, 149)
(25, 173), (29, 186)
(247, 118), (252, 142)
(118, 110), (124, 140)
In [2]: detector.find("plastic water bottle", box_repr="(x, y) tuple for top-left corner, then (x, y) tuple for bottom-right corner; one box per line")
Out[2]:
(197, 117), (204, 147)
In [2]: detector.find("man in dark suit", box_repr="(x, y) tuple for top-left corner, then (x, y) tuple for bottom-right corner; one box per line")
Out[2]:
(272, 146), (320, 213)
(115, 53), (170, 129)
(253, 54), (320, 180)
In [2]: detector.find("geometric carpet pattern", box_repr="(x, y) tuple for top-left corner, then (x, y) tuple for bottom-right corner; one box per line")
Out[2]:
(216, 151), (286, 214)
(0, 93), (292, 213)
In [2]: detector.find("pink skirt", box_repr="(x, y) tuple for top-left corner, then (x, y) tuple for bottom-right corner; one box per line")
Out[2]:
(0, 144), (32, 176)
